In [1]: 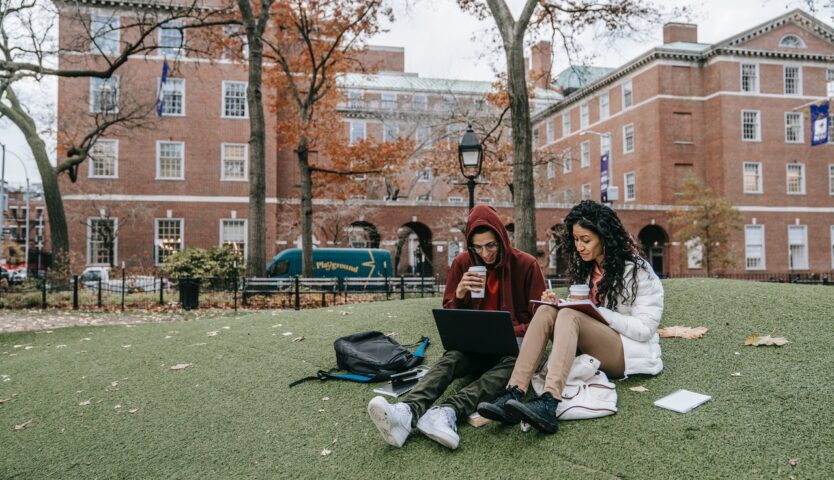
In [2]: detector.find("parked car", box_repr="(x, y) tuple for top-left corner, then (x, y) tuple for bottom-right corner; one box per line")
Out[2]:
(80, 267), (169, 293)
(266, 248), (393, 280)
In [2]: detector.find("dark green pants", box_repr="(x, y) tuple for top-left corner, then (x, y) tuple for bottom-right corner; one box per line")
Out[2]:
(401, 350), (516, 426)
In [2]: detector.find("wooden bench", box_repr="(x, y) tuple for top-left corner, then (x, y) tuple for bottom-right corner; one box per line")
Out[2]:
(342, 277), (393, 301)
(242, 277), (339, 309)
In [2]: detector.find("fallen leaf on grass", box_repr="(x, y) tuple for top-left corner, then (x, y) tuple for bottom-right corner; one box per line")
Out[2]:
(629, 386), (649, 393)
(658, 326), (708, 339)
(207, 331), (219, 337)
(128, 408), (139, 414)
(745, 333), (789, 347)
(122, 345), (131, 348)
(730, 372), (743, 377)
(292, 336), (305, 343)
(322, 397), (330, 401)
(56, 345), (67, 348)
(320, 438), (338, 456)
(338, 311), (350, 316)
(14, 419), (33, 431)
(282, 332), (293, 336)
(169, 363), (193, 371)
(0, 397), (14, 404)
(222, 326), (231, 330)
(384, 331), (399, 338)
(79, 399), (92, 406)
(788, 458), (799, 466)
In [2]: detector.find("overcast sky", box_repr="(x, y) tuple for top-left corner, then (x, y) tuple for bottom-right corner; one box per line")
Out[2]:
(0, 0), (823, 186)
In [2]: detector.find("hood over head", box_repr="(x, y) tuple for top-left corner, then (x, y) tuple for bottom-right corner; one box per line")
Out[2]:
(465, 205), (513, 269)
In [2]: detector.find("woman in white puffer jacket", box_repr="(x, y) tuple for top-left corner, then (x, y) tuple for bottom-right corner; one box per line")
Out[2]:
(477, 200), (664, 434)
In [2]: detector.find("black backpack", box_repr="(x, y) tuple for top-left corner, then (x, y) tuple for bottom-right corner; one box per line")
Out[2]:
(289, 331), (429, 387)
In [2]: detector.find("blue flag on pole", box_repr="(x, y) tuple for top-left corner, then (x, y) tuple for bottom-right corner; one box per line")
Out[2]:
(155, 58), (170, 117)
(810, 103), (830, 146)
(600, 153), (610, 202)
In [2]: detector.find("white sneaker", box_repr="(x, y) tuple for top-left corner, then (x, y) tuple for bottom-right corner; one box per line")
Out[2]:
(416, 406), (459, 450)
(367, 396), (412, 448)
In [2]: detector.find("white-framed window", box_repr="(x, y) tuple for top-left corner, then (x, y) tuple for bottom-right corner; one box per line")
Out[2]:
(91, 15), (120, 55)
(532, 129), (540, 149)
(89, 139), (118, 178)
(156, 141), (184, 180)
(548, 237), (559, 269)
(221, 81), (248, 118)
(743, 162), (762, 194)
(786, 163), (805, 195)
(580, 141), (590, 168)
(601, 133), (612, 155)
(381, 92), (397, 109)
(830, 225), (834, 269)
(546, 161), (555, 179)
(221, 143), (248, 181)
(623, 124), (635, 154)
(417, 194), (431, 202)
(480, 197), (494, 204)
(546, 121), (554, 144)
(785, 112), (803, 143)
(622, 80), (633, 109)
(159, 19), (184, 57)
(89, 76), (119, 114)
(580, 102), (589, 129)
(829, 164), (834, 195)
(220, 219), (247, 258)
(740, 63), (759, 93)
(827, 68), (834, 82)
(221, 25), (248, 60)
(447, 239), (463, 266)
(383, 123), (399, 142)
(624, 172), (636, 201)
(779, 34), (806, 48)
(442, 95), (456, 109)
(744, 225), (765, 270)
(581, 183), (591, 200)
(599, 92), (609, 119)
(349, 121), (366, 145)
(741, 110), (761, 141)
(347, 90), (363, 108)
(415, 126), (431, 147)
(87, 217), (117, 266)
(155, 218), (183, 265)
(563, 151), (572, 173)
(562, 112), (571, 137)
(412, 94), (427, 111)
(788, 225), (808, 270)
(784, 66), (801, 95)
(830, 113), (834, 145)
(685, 238), (703, 269)
(447, 196), (464, 204)
(417, 168), (432, 182)
(158, 78), (185, 116)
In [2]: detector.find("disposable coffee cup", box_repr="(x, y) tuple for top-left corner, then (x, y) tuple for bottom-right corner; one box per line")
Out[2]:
(568, 284), (590, 301)
(468, 266), (487, 299)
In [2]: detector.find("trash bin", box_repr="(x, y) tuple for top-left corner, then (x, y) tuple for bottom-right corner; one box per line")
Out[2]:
(179, 277), (201, 310)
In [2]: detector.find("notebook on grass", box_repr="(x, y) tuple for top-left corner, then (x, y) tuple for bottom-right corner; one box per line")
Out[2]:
(654, 389), (712, 413)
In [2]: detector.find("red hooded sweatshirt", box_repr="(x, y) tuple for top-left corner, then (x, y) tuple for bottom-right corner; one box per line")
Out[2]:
(442, 205), (546, 337)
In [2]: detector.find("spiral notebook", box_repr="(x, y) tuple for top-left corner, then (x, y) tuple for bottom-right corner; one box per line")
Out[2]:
(653, 389), (712, 413)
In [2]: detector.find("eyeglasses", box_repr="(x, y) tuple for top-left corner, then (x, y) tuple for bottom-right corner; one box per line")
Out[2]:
(470, 241), (499, 252)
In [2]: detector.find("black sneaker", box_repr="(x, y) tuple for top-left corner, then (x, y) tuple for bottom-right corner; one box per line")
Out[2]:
(505, 392), (560, 433)
(476, 386), (523, 424)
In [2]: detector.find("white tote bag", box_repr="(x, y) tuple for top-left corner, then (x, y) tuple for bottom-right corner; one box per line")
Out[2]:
(531, 354), (618, 420)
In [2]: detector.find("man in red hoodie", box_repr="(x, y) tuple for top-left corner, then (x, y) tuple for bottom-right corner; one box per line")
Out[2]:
(368, 205), (546, 450)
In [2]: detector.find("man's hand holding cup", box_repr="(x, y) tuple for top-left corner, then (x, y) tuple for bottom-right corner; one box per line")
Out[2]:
(457, 266), (487, 299)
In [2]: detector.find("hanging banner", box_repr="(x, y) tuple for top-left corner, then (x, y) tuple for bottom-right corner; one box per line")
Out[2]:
(810, 103), (830, 146)
(600, 153), (610, 203)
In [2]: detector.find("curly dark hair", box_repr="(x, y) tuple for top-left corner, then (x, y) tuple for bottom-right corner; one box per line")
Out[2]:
(561, 200), (647, 310)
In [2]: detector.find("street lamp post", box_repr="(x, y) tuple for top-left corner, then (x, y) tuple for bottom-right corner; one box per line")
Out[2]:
(457, 125), (484, 211)
(0, 143), (6, 263)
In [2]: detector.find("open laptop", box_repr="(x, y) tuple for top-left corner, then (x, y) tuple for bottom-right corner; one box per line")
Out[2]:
(431, 308), (519, 356)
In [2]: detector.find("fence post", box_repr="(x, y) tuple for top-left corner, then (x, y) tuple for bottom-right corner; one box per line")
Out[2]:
(420, 273), (425, 298)
(72, 275), (79, 310)
(233, 273), (238, 313)
(385, 277), (390, 301)
(121, 266), (126, 311)
(294, 275), (300, 311)
(97, 277), (103, 308)
(400, 276), (405, 300)
(159, 276), (164, 306)
(40, 266), (47, 309)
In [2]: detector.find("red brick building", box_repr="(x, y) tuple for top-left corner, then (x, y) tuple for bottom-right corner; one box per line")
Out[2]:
(56, 5), (833, 279)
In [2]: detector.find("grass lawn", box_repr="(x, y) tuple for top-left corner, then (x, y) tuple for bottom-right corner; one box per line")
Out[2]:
(2, 278), (833, 479)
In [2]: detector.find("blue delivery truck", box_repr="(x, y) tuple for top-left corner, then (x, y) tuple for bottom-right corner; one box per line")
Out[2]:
(266, 248), (393, 280)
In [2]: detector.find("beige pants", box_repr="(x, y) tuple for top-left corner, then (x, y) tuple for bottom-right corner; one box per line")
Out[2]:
(508, 306), (625, 399)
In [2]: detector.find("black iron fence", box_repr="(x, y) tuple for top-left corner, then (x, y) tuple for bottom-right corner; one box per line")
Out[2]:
(661, 271), (834, 285)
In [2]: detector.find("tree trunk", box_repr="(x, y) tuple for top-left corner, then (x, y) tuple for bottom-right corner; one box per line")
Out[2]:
(244, 33), (266, 277)
(505, 43), (536, 254)
(0, 86), (70, 272)
(297, 138), (314, 277)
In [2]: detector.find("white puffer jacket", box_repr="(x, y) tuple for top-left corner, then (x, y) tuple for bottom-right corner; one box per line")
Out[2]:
(595, 259), (664, 376)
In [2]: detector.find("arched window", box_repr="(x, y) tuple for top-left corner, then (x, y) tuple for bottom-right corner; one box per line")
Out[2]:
(779, 34), (806, 48)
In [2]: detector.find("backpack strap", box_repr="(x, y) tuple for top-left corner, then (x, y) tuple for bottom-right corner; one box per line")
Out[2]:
(288, 369), (375, 388)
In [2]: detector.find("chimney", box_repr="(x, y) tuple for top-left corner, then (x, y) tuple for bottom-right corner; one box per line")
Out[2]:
(528, 41), (553, 89)
(663, 23), (698, 44)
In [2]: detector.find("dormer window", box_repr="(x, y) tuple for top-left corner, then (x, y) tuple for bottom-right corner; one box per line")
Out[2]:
(779, 34), (806, 48)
